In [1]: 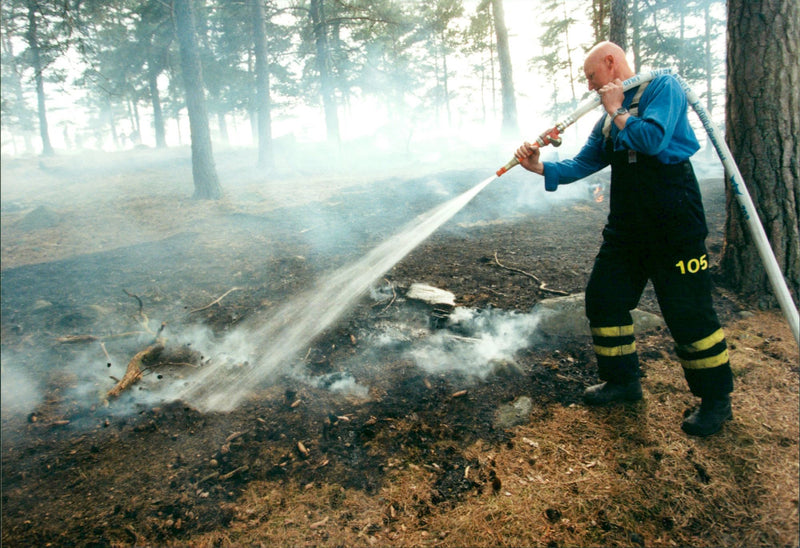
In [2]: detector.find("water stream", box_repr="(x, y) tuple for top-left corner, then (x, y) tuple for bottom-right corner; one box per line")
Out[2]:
(179, 174), (497, 411)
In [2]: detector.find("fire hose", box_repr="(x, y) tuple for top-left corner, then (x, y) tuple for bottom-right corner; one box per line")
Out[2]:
(496, 69), (800, 345)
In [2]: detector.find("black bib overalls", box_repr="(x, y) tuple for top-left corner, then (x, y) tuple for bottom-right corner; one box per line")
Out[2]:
(583, 128), (734, 399)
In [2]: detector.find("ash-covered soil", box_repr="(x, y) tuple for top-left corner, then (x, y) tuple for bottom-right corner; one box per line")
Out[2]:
(0, 147), (757, 546)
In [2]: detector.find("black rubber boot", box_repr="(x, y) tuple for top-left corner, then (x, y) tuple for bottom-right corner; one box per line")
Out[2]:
(681, 396), (732, 437)
(583, 380), (643, 405)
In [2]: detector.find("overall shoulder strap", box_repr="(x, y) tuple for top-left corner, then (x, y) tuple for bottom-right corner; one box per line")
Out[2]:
(602, 81), (651, 139)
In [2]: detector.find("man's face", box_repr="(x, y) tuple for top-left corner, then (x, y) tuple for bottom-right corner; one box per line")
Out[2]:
(584, 55), (611, 91)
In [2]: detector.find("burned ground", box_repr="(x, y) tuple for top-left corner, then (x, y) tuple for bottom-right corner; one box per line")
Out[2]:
(1, 147), (797, 547)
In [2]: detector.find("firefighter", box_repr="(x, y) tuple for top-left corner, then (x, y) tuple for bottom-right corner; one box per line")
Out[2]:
(515, 41), (733, 437)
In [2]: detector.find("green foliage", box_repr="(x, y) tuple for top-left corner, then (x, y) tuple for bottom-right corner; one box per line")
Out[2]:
(0, 0), (729, 152)
(634, 0), (724, 85)
(527, 0), (725, 120)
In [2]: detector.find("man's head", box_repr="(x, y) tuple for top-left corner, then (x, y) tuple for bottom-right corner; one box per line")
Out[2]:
(583, 41), (634, 91)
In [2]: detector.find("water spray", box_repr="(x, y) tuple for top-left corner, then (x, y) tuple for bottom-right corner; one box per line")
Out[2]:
(497, 69), (799, 345)
(179, 175), (498, 412)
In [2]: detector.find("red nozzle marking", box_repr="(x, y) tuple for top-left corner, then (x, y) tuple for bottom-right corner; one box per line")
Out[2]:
(496, 167), (507, 177)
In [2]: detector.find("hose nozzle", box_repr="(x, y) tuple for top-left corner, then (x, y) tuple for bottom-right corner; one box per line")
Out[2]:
(495, 156), (520, 177)
(496, 127), (561, 177)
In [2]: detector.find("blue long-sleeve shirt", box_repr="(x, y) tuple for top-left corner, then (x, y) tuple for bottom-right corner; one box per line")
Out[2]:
(542, 75), (700, 192)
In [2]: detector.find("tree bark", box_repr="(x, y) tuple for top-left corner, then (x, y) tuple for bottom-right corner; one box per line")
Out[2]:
(252, 0), (273, 168)
(591, 0), (606, 41)
(147, 52), (167, 149)
(148, 70), (167, 148)
(26, 0), (54, 156)
(174, 0), (222, 199)
(609, 0), (627, 49)
(490, 0), (517, 138)
(722, 0), (800, 305)
(309, 0), (340, 146)
(631, 0), (641, 73)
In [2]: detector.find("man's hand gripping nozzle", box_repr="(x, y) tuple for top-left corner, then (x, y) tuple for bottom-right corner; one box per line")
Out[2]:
(495, 127), (563, 177)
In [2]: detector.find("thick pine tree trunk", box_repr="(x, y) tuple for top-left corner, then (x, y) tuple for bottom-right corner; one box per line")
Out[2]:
(722, 0), (800, 305)
(174, 0), (222, 200)
(491, 0), (517, 138)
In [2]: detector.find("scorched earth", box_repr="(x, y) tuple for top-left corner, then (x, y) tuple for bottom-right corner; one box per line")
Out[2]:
(1, 145), (797, 547)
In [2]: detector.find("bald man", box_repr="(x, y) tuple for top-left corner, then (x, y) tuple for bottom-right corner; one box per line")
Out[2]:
(516, 42), (733, 437)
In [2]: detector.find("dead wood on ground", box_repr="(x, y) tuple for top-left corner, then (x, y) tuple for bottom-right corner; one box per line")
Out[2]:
(105, 323), (166, 400)
(188, 287), (241, 313)
(493, 252), (569, 296)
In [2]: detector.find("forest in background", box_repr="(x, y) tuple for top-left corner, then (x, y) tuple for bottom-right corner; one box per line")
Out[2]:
(1, 0), (726, 160)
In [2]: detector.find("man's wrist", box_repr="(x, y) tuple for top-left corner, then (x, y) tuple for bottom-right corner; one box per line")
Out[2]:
(610, 107), (628, 123)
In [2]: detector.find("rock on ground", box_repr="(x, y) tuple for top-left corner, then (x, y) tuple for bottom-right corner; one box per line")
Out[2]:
(533, 292), (664, 339)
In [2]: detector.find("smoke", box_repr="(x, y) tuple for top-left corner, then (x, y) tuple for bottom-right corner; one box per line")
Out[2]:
(297, 370), (370, 399)
(400, 307), (542, 379)
(172, 175), (498, 412)
(1, 353), (43, 418)
(0, 133), (729, 428)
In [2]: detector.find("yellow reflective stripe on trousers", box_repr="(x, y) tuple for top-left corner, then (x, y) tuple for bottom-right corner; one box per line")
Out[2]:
(594, 342), (637, 357)
(591, 325), (635, 337)
(677, 328), (725, 353)
(680, 349), (730, 370)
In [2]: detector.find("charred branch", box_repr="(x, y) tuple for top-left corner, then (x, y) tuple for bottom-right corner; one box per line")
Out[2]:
(493, 252), (568, 296)
(105, 323), (167, 400)
(105, 340), (165, 400)
(187, 287), (241, 314)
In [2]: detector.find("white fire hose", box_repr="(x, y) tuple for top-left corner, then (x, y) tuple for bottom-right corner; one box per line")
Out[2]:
(497, 68), (800, 345)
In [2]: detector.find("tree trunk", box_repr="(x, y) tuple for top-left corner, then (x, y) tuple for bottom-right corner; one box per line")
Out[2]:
(1, 30), (35, 154)
(722, 0), (800, 306)
(591, 0), (606, 42)
(148, 62), (167, 148)
(107, 96), (119, 149)
(252, 0), (273, 168)
(26, 0), (54, 156)
(309, 0), (339, 146)
(174, 0), (222, 199)
(631, 0), (641, 73)
(609, 0), (627, 49)
(490, 0), (517, 138)
(703, 2), (714, 114)
(441, 32), (452, 128)
(561, 0), (577, 102)
(217, 111), (229, 144)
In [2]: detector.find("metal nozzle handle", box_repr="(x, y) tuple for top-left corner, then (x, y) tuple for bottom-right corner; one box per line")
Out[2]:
(495, 156), (520, 177)
(496, 128), (558, 177)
